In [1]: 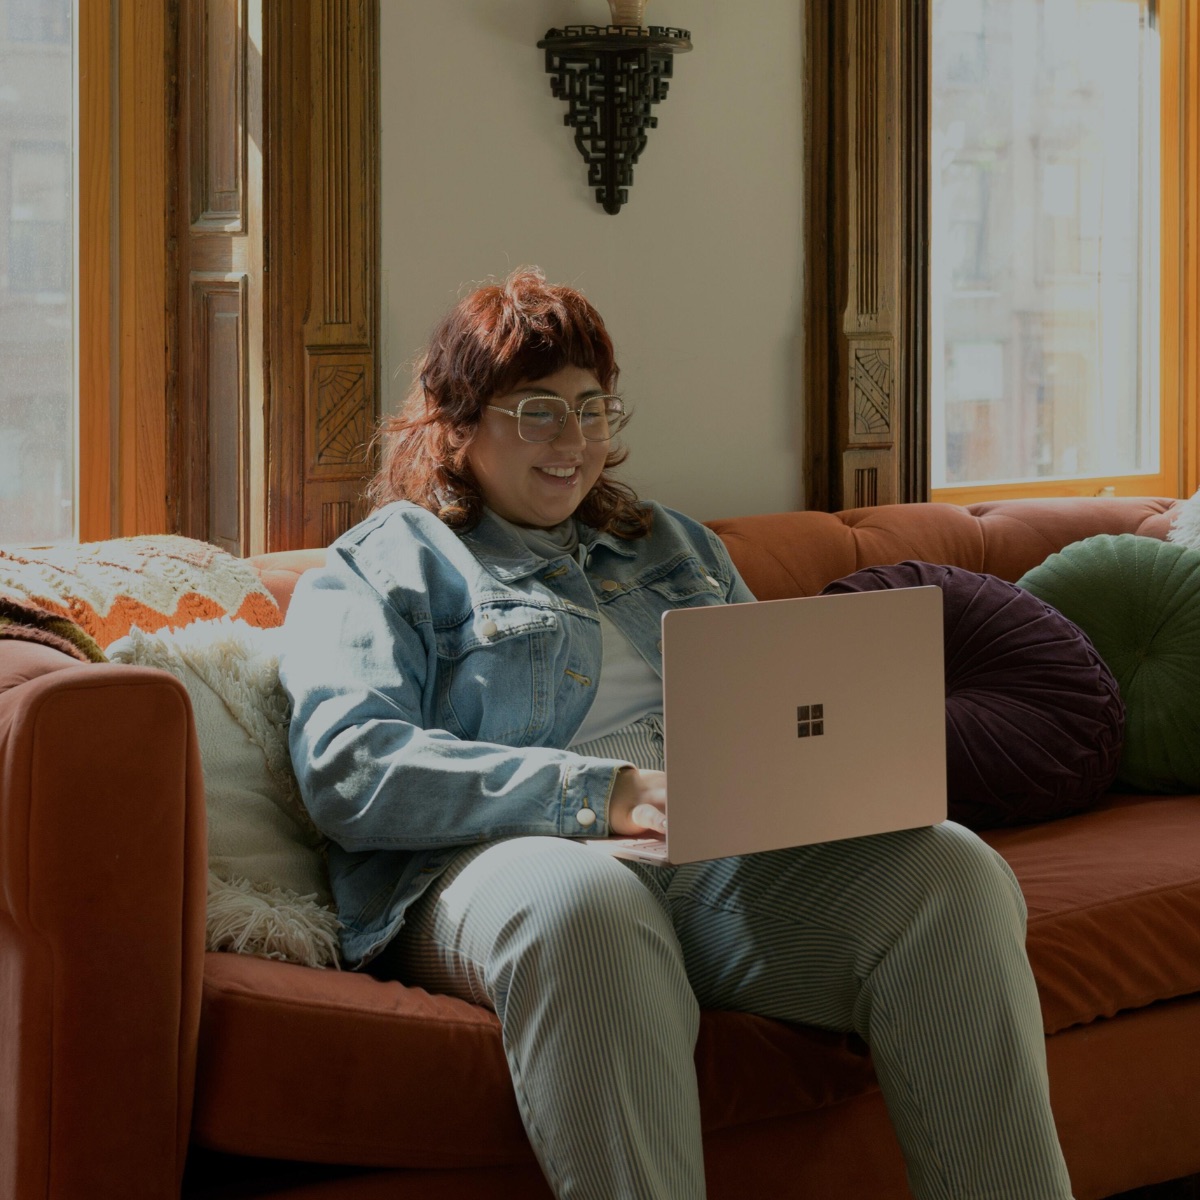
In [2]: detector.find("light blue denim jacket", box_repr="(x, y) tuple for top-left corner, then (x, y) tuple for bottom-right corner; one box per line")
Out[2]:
(281, 498), (755, 967)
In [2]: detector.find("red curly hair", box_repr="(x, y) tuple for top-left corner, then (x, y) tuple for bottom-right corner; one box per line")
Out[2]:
(368, 268), (652, 538)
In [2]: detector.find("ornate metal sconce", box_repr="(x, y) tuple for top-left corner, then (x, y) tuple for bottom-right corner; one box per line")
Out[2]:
(537, 24), (693, 215)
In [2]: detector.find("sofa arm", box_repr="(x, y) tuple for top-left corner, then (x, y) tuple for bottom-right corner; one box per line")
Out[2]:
(0, 647), (207, 1200)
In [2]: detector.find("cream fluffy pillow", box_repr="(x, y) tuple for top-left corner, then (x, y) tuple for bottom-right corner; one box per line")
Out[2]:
(108, 618), (340, 968)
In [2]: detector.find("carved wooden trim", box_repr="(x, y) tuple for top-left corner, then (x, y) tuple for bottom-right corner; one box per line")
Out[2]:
(852, 0), (882, 322)
(266, 0), (379, 550)
(848, 337), (893, 442)
(188, 0), (247, 232)
(305, 350), (374, 479)
(804, 0), (929, 510)
(843, 447), (895, 509)
(307, 0), (372, 344)
(321, 500), (355, 547)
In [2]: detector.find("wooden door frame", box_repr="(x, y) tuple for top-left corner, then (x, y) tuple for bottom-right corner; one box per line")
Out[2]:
(263, 0), (380, 551)
(167, 0), (380, 553)
(803, 0), (929, 512)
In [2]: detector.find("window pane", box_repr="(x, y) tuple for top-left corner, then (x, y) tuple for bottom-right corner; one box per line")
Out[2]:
(931, 0), (1159, 488)
(0, 0), (75, 542)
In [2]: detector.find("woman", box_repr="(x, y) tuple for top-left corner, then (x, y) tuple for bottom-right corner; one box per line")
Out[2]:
(281, 268), (1075, 1200)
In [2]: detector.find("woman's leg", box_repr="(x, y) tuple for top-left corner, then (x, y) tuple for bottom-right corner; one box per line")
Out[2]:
(666, 821), (1073, 1200)
(376, 836), (705, 1200)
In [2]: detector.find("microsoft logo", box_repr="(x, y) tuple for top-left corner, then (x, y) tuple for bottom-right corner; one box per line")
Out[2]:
(797, 704), (825, 738)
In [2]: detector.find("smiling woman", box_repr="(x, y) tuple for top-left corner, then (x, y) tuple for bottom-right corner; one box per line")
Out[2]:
(469, 367), (613, 529)
(279, 266), (1080, 1200)
(367, 267), (651, 539)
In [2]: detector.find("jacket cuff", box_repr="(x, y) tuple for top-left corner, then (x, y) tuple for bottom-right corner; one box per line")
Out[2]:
(558, 759), (630, 837)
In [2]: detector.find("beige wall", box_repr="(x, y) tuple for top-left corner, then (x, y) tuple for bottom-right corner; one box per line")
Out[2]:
(379, 0), (805, 521)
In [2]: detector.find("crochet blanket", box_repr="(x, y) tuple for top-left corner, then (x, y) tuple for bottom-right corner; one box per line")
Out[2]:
(0, 535), (281, 649)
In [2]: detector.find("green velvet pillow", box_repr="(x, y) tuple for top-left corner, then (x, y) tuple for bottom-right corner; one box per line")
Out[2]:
(1018, 534), (1200, 792)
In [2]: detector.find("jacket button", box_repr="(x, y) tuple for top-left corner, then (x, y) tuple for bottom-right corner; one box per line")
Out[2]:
(576, 807), (597, 827)
(600, 580), (620, 591)
(479, 616), (498, 638)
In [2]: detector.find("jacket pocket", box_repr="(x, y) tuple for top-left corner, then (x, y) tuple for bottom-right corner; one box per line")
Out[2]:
(636, 553), (728, 606)
(433, 601), (558, 742)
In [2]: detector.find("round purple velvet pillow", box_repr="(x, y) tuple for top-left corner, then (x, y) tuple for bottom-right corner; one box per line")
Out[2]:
(820, 561), (1125, 830)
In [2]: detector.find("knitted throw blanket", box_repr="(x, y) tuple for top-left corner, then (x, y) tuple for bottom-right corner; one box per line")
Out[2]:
(0, 535), (281, 650)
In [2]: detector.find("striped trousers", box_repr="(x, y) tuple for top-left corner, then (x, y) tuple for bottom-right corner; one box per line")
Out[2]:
(375, 827), (1073, 1200)
(373, 721), (1074, 1199)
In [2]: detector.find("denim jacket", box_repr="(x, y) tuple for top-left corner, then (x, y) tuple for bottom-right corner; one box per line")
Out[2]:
(281, 499), (755, 967)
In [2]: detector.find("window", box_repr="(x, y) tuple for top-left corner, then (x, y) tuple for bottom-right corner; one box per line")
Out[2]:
(0, 2), (75, 542)
(930, 0), (1191, 502)
(0, 0), (172, 546)
(802, 0), (1197, 513)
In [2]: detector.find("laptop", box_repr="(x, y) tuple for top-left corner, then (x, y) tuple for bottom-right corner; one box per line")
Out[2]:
(588, 585), (947, 865)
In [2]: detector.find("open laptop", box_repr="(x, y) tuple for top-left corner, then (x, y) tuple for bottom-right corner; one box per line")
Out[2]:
(588, 586), (947, 864)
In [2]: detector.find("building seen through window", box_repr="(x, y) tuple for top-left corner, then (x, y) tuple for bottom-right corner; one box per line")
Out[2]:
(931, 0), (1159, 489)
(0, 0), (75, 542)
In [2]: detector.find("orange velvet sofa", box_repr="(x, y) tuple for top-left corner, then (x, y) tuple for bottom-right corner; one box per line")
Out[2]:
(3, 496), (1200, 1200)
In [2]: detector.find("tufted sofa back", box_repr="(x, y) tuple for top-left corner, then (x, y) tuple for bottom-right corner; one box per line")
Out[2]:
(248, 498), (1180, 614)
(706, 497), (1178, 601)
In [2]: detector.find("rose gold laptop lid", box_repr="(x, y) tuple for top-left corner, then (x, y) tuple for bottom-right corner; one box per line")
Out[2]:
(652, 585), (946, 864)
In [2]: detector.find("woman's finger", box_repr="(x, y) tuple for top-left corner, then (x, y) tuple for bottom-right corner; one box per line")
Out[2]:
(630, 803), (667, 834)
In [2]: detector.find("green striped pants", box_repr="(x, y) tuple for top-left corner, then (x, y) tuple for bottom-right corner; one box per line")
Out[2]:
(377, 821), (1074, 1200)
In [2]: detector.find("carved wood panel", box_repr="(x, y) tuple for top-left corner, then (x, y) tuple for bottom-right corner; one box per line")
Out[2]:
(849, 337), (893, 441)
(305, 351), (374, 479)
(267, 0), (379, 551)
(804, 0), (930, 511)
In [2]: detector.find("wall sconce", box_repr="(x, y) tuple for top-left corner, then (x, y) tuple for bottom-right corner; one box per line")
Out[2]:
(537, 14), (692, 215)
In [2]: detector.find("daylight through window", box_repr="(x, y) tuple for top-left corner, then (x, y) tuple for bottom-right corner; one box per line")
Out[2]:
(930, 0), (1160, 490)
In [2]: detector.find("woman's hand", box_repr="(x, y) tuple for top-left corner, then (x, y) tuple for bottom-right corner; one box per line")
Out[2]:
(608, 767), (668, 836)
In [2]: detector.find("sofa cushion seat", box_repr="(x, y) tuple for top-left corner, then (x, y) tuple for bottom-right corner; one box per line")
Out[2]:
(983, 793), (1200, 1034)
(192, 792), (1200, 1171)
(192, 953), (880, 1170)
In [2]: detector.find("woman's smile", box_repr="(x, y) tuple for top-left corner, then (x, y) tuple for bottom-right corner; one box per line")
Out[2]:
(465, 364), (610, 528)
(535, 463), (582, 483)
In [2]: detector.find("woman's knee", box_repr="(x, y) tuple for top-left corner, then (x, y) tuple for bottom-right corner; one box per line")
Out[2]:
(891, 820), (1027, 926)
(473, 839), (685, 971)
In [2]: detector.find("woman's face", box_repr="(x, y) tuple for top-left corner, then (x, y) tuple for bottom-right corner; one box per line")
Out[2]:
(465, 364), (611, 529)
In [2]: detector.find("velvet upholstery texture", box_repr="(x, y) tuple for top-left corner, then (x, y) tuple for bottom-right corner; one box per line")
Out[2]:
(821, 561), (1125, 829)
(1020, 533), (1200, 793)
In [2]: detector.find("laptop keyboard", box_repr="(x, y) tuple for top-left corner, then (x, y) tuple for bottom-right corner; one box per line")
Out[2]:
(616, 838), (669, 859)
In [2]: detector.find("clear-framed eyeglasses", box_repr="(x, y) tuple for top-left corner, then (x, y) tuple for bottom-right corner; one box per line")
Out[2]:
(485, 394), (629, 443)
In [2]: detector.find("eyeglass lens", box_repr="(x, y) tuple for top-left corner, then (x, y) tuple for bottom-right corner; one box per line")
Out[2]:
(519, 396), (625, 442)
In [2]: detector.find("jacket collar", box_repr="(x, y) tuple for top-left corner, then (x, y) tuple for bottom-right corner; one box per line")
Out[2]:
(578, 523), (639, 560)
(461, 509), (637, 583)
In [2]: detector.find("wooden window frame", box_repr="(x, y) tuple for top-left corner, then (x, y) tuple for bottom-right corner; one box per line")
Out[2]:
(79, 0), (170, 541)
(804, 0), (1200, 511)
